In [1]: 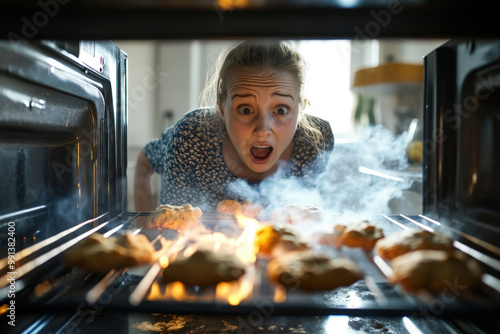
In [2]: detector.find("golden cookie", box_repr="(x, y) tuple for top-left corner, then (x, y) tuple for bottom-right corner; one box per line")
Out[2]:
(217, 199), (264, 218)
(375, 229), (454, 260)
(162, 249), (246, 286)
(238, 201), (265, 218)
(267, 252), (362, 291)
(254, 224), (309, 257)
(217, 199), (241, 215)
(271, 205), (322, 224)
(323, 221), (384, 250)
(390, 250), (482, 294)
(64, 232), (155, 272)
(145, 203), (202, 230)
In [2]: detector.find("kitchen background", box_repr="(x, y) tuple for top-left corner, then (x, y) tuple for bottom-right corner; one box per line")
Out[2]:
(115, 39), (446, 213)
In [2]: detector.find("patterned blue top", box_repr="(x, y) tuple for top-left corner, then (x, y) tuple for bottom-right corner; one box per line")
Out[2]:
(145, 108), (334, 212)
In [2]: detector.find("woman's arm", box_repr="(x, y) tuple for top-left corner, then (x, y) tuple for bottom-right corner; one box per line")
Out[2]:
(134, 148), (155, 211)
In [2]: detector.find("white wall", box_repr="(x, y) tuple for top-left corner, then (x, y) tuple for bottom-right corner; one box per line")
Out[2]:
(114, 40), (234, 210)
(114, 41), (158, 146)
(157, 40), (233, 123)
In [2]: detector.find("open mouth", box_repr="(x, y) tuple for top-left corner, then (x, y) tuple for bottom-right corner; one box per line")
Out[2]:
(250, 145), (273, 163)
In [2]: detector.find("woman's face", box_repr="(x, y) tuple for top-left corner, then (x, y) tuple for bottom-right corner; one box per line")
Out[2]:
(219, 67), (300, 175)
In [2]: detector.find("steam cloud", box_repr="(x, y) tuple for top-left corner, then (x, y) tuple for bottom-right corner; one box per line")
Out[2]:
(228, 124), (414, 215)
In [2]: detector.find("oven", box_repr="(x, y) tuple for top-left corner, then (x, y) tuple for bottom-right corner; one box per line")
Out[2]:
(2, 2), (500, 334)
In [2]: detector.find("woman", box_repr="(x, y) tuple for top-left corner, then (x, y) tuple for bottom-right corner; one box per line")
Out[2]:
(134, 40), (334, 212)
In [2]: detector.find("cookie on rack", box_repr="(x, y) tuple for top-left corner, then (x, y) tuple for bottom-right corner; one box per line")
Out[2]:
(64, 232), (155, 272)
(145, 203), (202, 230)
(390, 249), (482, 294)
(375, 229), (454, 260)
(217, 199), (264, 218)
(323, 220), (384, 251)
(271, 205), (322, 225)
(162, 249), (246, 287)
(254, 224), (310, 257)
(267, 251), (362, 291)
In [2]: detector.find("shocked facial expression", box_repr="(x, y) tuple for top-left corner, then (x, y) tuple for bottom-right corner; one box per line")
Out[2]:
(219, 67), (300, 176)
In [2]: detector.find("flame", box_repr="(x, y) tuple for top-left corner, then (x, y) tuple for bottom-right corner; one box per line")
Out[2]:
(215, 266), (256, 306)
(168, 281), (186, 301)
(148, 282), (162, 300)
(217, 0), (249, 10)
(147, 281), (186, 301)
(153, 237), (173, 263)
(159, 255), (169, 268)
(274, 285), (287, 303)
(234, 212), (261, 264)
(147, 212), (262, 304)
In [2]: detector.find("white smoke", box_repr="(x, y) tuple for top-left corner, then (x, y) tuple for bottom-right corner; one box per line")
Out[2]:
(228, 124), (414, 215)
(317, 124), (413, 214)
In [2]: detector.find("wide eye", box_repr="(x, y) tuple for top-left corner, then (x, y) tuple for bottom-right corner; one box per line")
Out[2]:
(238, 106), (253, 115)
(275, 105), (289, 116)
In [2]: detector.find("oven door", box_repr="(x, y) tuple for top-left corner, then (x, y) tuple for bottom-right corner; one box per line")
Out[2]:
(0, 40), (127, 246)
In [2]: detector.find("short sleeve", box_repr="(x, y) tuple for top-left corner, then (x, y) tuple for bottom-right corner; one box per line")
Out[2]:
(309, 114), (335, 152)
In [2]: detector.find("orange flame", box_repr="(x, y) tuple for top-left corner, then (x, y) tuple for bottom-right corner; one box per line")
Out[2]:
(159, 255), (169, 268)
(168, 281), (186, 301)
(147, 212), (262, 304)
(234, 211), (261, 264)
(217, 0), (249, 10)
(148, 282), (162, 300)
(274, 285), (287, 303)
(215, 266), (256, 305)
(147, 281), (187, 301)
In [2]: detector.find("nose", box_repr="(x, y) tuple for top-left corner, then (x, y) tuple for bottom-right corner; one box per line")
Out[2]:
(254, 112), (272, 138)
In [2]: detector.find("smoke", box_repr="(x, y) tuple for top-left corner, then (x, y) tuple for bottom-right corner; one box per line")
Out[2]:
(228, 124), (414, 215)
(316, 124), (413, 214)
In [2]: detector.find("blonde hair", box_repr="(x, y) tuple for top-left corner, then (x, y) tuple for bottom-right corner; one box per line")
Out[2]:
(201, 40), (325, 150)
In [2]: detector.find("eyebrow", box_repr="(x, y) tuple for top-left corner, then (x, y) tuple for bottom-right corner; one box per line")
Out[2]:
(231, 93), (254, 100)
(272, 92), (295, 101)
(231, 92), (295, 101)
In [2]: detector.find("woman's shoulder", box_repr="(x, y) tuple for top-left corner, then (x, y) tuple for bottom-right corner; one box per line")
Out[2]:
(175, 108), (216, 128)
(297, 114), (334, 151)
(303, 114), (332, 132)
(170, 108), (220, 138)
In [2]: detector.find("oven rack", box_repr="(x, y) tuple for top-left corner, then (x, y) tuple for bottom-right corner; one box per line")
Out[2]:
(1, 211), (500, 317)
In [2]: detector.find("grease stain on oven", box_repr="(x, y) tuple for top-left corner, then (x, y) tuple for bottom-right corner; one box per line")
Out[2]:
(131, 314), (188, 332)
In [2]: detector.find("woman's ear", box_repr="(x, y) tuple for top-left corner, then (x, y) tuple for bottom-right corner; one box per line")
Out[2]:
(300, 97), (309, 111)
(218, 101), (225, 118)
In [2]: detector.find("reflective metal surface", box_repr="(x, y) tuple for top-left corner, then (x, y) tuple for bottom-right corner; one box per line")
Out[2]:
(423, 40), (500, 251)
(3, 212), (500, 333)
(0, 40), (128, 242)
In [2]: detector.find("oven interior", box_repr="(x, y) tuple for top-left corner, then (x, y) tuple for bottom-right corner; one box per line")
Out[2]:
(1, 38), (500, 333)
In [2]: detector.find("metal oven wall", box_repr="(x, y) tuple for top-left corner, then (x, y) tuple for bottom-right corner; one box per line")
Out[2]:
(0, 40), (128, 249)
(423, 40), (500, 251)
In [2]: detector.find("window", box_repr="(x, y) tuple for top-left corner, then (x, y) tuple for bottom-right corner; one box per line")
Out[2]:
(295, 40), (355, 135)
